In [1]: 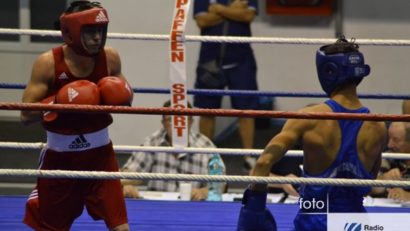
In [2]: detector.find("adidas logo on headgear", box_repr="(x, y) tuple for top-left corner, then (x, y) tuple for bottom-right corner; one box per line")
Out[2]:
(95, 11), (108, 22)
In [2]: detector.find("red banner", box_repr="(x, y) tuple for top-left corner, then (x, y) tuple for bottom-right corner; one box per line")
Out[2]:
(266, 0), (334, 16)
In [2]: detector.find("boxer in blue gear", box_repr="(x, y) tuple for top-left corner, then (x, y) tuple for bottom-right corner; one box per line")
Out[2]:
(246, 37), (387, 231)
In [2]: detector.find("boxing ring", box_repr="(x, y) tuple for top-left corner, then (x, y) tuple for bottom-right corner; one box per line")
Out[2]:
(2, 1), (410, 231)
(1, 196), (409, 231)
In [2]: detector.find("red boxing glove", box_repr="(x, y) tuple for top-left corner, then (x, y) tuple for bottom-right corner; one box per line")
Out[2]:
(98, 76), (133, 106)
(56, 80), (100, 105)
(41, 95), (58, 122)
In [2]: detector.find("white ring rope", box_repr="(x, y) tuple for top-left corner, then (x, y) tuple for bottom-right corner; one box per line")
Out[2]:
(1, 28), (410, 46)
(1, 141), (409, 160)
(0, 169), (409, 188)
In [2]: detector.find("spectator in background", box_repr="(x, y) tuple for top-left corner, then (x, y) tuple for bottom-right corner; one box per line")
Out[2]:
(371, 121), (410, 201)
(193, 0), (259, 171)
(121, 100), (226, 201)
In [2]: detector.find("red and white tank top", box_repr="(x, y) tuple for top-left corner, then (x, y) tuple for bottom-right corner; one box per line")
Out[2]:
(43, 46), (113, 135)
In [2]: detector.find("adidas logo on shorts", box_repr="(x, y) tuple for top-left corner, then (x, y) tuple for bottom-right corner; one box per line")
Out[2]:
(69, 135), (91, 149)
(95, 11), (108, 22)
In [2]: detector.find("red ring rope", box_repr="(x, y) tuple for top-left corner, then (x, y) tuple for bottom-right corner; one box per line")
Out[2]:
(1, 102), (410, 121)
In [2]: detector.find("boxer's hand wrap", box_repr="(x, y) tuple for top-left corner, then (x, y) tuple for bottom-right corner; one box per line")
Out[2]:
(98, 76), (133, 106)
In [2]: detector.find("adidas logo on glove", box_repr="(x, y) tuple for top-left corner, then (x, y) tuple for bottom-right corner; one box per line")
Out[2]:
(67, 87), (79, 102)
(55, 80), (101, 105)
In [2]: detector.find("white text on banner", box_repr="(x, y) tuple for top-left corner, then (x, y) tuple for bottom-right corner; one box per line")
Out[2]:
(169, 0), (190, 148)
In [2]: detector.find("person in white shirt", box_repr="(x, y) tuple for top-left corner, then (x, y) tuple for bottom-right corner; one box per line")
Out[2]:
(122, 100), (225, 201)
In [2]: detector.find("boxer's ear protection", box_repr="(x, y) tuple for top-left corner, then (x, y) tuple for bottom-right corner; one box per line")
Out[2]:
(321, 62), (339, 79)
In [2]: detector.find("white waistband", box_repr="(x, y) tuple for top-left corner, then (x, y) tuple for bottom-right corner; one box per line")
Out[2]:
(46, 128), (110, 152)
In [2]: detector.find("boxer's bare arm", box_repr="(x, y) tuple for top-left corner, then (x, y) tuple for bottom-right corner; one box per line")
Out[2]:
(21, 51), (54, 125)
(105, 46), (126, 81)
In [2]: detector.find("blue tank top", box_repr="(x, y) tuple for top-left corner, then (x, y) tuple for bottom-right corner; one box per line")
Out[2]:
(293, 99), (373, 231)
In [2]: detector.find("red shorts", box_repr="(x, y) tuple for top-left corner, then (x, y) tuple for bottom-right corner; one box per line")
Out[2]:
(24, 143), (128, 231)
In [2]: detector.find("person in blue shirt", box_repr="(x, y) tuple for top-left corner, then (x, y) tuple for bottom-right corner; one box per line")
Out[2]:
(193, 0), (259, 171)
(237, 37), (387, 231)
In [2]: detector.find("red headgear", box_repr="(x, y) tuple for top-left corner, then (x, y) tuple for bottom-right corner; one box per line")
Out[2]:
(60, 7), (109, 56)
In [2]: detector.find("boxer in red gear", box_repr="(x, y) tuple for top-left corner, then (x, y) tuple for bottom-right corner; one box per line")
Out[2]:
(98, 76), (133, 106)
(20, 1), (129, 231)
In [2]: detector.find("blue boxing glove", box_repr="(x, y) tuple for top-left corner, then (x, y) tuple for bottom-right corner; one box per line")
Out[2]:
(237, 187), (277, 231)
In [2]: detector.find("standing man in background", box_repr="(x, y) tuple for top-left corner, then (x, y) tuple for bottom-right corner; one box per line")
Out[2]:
(193, 0), (259, 172)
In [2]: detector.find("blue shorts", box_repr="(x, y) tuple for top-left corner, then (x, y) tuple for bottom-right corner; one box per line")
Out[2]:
(194, 54), (258, 109)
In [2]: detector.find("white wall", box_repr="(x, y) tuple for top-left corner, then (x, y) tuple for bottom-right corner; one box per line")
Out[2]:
(1, 0), (409, 145)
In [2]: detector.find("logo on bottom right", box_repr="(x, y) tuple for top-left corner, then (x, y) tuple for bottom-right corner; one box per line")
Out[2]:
(329, 213), (409, 231)
(344, 223), (362, 231)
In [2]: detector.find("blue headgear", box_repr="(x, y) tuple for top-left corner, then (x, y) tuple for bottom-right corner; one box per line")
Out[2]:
(316, 47), (370, 96)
